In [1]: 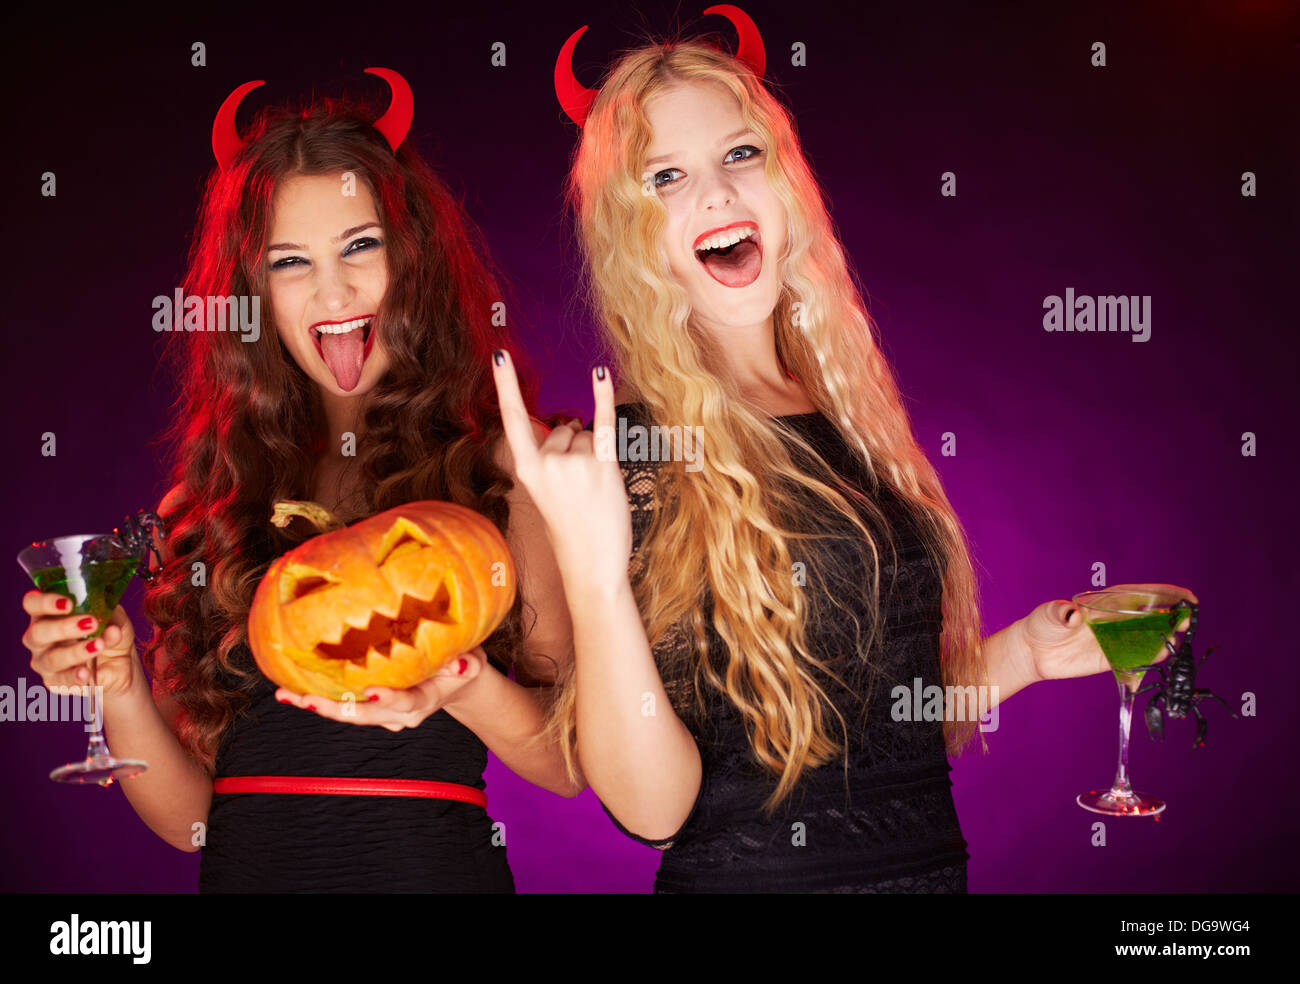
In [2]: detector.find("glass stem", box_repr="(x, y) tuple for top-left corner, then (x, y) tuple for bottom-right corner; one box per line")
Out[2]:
(1111, 675), (1137, 797)
(84, 653), (109, 761)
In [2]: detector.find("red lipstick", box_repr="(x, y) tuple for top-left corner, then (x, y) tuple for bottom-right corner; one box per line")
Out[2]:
(692, 221), (759, 251)
(308, 314), (377, 361)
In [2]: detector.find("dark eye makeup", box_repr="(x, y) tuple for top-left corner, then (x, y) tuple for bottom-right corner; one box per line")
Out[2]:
(652, 144), (764, 189)
(268, 236), (383, 270)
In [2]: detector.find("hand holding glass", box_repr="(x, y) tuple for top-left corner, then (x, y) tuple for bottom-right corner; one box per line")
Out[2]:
(18, 533), (148, 785)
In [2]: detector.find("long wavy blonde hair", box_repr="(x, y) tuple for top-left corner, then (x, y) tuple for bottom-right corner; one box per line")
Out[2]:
(549, 40), (987, 813)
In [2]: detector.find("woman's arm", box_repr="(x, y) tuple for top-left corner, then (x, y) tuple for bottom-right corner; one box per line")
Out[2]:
(104, 486), (214, 853)
(564, 572), (702, 843)
(440, 663), (581, 797)
(970, 588), (1191, 718)
(440, 420), (588, 797)
(271, 421), (590, 797)
(489, 356), (702, 842)
(103, 646), (215, 853)
(283, 421), (592, 796)
(976, 620), (1036, 710)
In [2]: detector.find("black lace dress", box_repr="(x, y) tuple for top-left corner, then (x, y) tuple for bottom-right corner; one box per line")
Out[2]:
(197, 642), (515, 893)
(595, 402), (969, 893)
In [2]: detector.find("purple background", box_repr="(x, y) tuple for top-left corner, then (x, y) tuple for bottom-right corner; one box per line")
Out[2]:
(3, 0), (1296, 892)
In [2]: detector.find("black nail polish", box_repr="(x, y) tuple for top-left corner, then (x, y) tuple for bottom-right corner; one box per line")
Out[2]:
(595, 366), (606, 380)
(493, 350), (505, 366)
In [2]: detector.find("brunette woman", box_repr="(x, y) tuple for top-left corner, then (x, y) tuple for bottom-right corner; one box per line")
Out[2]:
(22, 70), (581, 892)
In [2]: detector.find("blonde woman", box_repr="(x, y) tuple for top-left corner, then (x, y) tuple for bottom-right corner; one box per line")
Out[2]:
(492, 15), (1190, 893)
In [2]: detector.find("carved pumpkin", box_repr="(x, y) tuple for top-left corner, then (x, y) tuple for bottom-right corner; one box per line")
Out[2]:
(248, 500), (516, 698)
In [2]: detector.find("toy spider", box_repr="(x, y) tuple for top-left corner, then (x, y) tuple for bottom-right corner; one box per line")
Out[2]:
(108, 509), (167, 583)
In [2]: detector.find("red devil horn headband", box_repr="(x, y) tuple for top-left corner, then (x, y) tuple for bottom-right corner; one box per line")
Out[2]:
(555, 4), (766, 128)
(211, 66), (414, 172)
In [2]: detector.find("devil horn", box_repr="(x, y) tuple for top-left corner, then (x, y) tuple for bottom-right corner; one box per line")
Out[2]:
(555, 26), (600, 128)
(212, 79), (265, 172)
(364, 67), (414, 150)
(702, 4), (766, 78)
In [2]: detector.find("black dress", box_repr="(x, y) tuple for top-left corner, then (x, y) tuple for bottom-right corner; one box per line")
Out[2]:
(197, 641), (514, 893)
(595, 402), (969, 893)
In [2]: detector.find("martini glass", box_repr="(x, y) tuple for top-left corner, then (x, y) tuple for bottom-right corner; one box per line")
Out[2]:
(17, 532), (149, 785)
(1072, 586), (1194, 816)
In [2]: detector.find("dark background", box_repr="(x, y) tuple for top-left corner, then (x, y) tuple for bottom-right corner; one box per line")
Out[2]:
(2, 0), (1296, 893)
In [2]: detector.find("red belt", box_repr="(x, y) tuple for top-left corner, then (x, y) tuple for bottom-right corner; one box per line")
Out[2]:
(213, 775), (487, 808)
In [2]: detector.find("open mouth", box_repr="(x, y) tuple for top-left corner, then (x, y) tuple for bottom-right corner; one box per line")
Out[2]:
(693, 222), (762, 288)
(315, 582), (457, 667)
(310, 315), (376, 392)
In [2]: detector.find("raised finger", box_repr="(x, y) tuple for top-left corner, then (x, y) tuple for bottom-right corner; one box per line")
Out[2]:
(592, 365), (616, 463)
(490, 349), (542, 475)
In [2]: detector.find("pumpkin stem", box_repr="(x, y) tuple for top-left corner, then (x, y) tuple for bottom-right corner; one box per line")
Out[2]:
(270, 500), (346, 533)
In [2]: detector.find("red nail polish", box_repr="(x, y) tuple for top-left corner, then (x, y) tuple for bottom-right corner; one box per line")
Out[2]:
(457, 658), (467, 675)
(368, 694), (379, 701)
(277, 697), (292, 704)
(306, 704), (317, 712)
(57, 597), (71, 611)
(77, 616), (94, 631)
(85, 640), (98, 653)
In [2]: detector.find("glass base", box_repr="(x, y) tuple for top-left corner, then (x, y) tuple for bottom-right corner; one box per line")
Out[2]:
(1077, 787), (1165, 816)
(50, 756), (148, 786)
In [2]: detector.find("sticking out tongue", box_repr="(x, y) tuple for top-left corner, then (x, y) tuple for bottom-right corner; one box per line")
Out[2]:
(699, 238), (762, 288)
(320, 329), (365, 391)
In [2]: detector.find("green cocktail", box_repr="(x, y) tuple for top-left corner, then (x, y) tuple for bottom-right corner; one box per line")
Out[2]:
(1073, 586), (1196, 817)
(27, 558), (140, 635)
(1088, 608), (1183, 687)
(17, 532), (151, 785)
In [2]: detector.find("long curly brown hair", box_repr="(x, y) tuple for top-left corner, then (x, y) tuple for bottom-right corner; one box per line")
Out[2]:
(142, 93), (542, 772)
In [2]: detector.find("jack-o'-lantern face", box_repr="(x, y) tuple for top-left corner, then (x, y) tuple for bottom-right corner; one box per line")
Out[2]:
(248, 500), (516, 698)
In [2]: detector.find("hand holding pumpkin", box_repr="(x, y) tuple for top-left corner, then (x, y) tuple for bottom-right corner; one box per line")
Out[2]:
(248, 498), (516, 707)
(275, 644), (489, 731)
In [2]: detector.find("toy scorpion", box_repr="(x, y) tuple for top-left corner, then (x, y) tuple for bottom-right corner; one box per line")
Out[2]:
(1134, 599), (1235, 748)
(98, 509), (167, 583)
